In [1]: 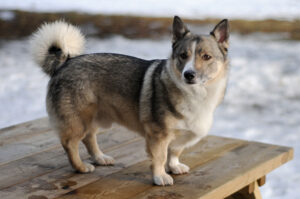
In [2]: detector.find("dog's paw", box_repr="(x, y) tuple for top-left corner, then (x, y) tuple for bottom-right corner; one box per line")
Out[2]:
(93, 154), (115, 166)
(77, 162), (95, 173)
(153, 173), (174, 186)
(169, 163), (189, 175)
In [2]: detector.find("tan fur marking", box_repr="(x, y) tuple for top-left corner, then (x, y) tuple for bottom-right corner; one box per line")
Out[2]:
(144, 126), (174, 184)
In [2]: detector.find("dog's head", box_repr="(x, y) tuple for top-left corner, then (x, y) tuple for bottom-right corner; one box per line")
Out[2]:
(170, 16), (229, 85)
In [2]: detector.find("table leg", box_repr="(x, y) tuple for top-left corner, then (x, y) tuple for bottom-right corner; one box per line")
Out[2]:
(225, 181), (262, 199)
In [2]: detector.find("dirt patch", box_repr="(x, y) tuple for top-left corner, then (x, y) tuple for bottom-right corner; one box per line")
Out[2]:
(0, 10), (299, 40)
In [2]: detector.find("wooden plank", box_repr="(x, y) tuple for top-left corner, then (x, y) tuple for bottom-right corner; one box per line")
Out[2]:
(248, 182), (255, 194)
(0, 130), (59, 165)
(0, 117), (117, 166)
(57, 136), (246, 199)
(0, 118), (50, 142)
(132, 141), (293, 199)
(0, 119), (294, 199)
(226, 181), (262, 199)
(57, 137), (293, 199)
(257, 176), (266, 187)
(0, 118), (57, 165)
(253, 181), (262, 199)
(0, 126), (140, 190)
(0, 137), (146, 199)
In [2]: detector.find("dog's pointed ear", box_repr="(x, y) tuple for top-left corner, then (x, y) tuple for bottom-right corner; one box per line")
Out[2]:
(210, 19), (229, 47)
(172, 16), (190, 44)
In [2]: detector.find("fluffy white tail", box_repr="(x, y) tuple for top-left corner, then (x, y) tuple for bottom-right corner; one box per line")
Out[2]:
(30, 21), (85, 76)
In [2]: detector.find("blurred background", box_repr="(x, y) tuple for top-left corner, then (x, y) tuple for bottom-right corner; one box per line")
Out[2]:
(0, 0), (299, 198)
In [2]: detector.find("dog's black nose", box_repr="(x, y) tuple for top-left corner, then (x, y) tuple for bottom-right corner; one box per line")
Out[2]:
(184, 70), (196, 81)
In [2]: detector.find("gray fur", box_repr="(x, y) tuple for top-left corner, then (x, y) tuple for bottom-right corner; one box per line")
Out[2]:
(48, 53), (156, 133)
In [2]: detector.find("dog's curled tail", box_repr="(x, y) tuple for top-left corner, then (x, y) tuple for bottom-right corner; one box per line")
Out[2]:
(30, 21), (85, 76)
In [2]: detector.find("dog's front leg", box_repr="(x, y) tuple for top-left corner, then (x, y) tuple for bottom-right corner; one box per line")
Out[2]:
(168, 146), (189, 175)
(145, 129), (174, 186)
(168, 130), (202, 174)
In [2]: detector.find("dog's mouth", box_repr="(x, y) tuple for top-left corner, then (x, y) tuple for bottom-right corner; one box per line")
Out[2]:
(184, 79), (197, 85)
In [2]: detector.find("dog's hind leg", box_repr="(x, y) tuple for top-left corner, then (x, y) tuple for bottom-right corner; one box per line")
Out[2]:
(145, 130), (174, 186)
(82, 127), (115, 166)
(60, 125), (95, 173)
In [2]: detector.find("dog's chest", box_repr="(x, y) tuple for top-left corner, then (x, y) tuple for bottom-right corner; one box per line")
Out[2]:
(174, 79), (226, 135)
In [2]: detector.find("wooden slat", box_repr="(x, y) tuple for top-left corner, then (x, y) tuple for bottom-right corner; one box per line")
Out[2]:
(0, 118), (51, 146)
(226, 181), (262, 199)
(252, 181), (262, 199)
(0, 138), (146, 199)
(0, 126), (140, 190)
(257, 176), (266, 187)
(0, 118), (49, 138)
(56, 137), (293, 199)
(133, 141), (293, 199)
(0, 130), (58, 165)
(56, 136), (246, 199)
(0, 123), (145, 199)
(131, 142), (292, 199)
(0, 119), (294, 199)
(0, 118), (122, 166)
(0, 118), (57, 165)
(248, 182), (255, 194)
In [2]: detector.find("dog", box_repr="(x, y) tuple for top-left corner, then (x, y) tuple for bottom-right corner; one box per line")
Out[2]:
(30, 16), (229, 186)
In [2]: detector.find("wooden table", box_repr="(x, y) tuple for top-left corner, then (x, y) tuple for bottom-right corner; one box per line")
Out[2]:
(0, 118), (293, 199)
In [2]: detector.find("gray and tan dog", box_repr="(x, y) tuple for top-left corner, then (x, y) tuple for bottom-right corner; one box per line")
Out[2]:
(30, 16), (229, 186)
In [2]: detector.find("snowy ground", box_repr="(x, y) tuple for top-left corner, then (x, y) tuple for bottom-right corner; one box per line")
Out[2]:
(0, 30), (299, 198)
(1, 0), (300, 20)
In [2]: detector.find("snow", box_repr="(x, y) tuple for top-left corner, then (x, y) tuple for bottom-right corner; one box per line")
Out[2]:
(0, 10), (15, 21)
(0, 0), (300, 20)
(0, 32), (299, 198)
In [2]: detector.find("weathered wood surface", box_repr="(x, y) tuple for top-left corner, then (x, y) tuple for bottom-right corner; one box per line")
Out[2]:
(0, 118), (143, 199)
(0, 118), (54, 164)
(0, 118), (294, 199)
(57, 136), (293, 199)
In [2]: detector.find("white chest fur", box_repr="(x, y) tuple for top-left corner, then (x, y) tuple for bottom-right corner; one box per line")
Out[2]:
(174, 77), (227, 136)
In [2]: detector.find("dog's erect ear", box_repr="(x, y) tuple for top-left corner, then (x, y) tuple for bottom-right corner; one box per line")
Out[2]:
(210, 19), (229, 47)
(172, 16), (190, 44)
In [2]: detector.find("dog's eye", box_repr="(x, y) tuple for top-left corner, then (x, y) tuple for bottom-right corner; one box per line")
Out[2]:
(180, 52), (188, 60)
(202, 54), (211, 61)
